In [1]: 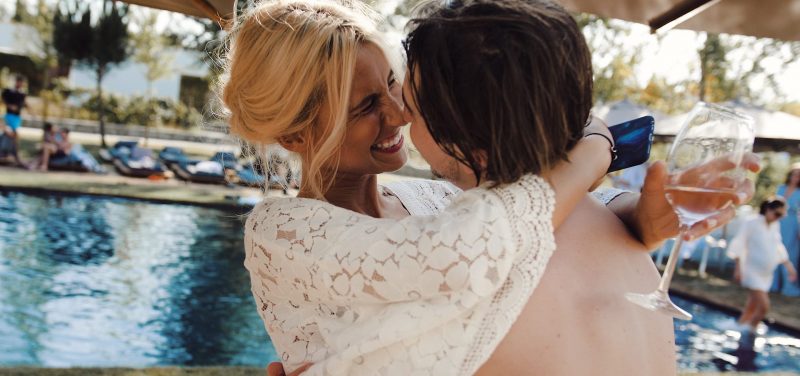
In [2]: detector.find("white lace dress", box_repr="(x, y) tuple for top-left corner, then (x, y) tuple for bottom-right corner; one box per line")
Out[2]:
(244, 176), (626, 375)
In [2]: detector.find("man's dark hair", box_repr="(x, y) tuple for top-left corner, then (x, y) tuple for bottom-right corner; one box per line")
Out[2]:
(760, 196), (786, 215)
(404, 0), (593, 186)
(44, 122), (53, 132)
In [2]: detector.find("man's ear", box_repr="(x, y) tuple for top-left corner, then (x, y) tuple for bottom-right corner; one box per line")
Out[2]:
(473, 149), (488, 170)
(277, 133), (307, 154)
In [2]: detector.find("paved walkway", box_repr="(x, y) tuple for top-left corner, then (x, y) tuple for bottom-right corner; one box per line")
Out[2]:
(0, 166), (271, 210)
(671, 269), (800, 333)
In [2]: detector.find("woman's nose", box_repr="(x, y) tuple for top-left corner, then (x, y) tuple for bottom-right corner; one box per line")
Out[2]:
(384, 92), (408, 127)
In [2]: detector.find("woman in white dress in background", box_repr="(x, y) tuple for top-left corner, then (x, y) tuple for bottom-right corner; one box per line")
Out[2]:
(728, 197), (797, 334)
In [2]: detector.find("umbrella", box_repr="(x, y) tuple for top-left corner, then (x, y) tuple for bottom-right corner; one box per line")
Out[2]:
(117, 0), (800, 41)
(593, 99), (666, 126)
(120, 0), (234, 25)
(558, 0), (800, 41)
(655, 100), (800, 152)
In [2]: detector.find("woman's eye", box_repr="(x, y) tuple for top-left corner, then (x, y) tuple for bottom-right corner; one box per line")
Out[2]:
(367, 99), (378, 112)
(358, 99), (377, 116)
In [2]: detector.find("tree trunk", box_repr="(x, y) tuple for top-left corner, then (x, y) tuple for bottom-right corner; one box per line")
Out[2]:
(144, 81), (152, 147)
(41, 66), (51, 120)
(699, 50), (707, 102)
(97, 65), (107, 148)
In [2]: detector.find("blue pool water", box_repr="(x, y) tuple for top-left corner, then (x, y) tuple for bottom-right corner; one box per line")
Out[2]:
(673, 295), (800, 372)
(0, 191), (798, 371)
(0, 191), (277, 366)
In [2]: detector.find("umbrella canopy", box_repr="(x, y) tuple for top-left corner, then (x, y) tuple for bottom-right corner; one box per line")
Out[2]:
(120, 0), (235, 25)
(593, 98), (666, 126)
(559, 0), (800, 41)
(117, 0), (800, 41)
(655, 100), (800, 152)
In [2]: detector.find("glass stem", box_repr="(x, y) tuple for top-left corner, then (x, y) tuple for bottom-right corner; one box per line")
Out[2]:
(657, 230), (687, 293)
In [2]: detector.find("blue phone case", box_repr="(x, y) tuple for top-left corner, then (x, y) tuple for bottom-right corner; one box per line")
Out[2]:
(607, 115), (655, 173)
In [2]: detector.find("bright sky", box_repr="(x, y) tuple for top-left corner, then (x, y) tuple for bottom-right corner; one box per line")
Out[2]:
(2, 0), (798, 102)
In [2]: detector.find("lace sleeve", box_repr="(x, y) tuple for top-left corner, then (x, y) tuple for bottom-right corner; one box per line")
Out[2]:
(245, 175), (554, 305)
(591, 187), (630, 206)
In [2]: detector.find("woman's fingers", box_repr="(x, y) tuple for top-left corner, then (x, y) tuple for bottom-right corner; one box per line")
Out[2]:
(734, 179), (755, 205)
(266, 363), (312, 376)
(267, 362), (285, 376)
(684, 206), (736, 240)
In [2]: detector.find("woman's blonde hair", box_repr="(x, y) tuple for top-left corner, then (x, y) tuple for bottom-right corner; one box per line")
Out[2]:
(219, 0), (382, 198)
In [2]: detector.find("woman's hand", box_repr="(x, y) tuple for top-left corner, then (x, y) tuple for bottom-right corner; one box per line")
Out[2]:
(267, 362), (311, 376)
(615, 153), (759, 249)
(786, 263), (798, 283)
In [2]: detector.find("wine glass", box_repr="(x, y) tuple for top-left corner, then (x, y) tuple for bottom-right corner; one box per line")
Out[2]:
(626, 102), (754, 320)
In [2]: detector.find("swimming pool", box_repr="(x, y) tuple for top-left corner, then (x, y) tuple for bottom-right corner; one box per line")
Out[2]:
(673, 295), (800, 372)
(0, 191), (276, 366)
(1, 191), (798, 371)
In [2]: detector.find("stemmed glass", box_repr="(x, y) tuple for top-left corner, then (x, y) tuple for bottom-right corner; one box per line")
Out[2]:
(626, 102), (755, 320)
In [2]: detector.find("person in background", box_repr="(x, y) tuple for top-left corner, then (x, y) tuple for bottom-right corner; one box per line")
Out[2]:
(56, 128), (72, 156)
(728, 197), (797, 334)
(30, 124), (72, 171)
(772, 165), (800, 296)
(1, 75), (27, 167)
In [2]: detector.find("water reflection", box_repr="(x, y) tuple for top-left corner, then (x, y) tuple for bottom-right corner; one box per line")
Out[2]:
(0, 192), (276, 366)
(673, 296), (800, 372)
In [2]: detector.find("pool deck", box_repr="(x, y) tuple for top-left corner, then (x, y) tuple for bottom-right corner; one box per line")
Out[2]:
(670, 269), (800, 334)
(0, 166), (274, 210)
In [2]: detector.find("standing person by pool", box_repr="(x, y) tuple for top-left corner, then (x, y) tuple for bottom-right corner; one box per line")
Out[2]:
(1, 75), (27, 167)
(772, 165), (800, 296)
(728, 197), (797, 334)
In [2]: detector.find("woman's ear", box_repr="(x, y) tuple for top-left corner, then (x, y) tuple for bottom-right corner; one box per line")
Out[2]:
(277, 133), (307, 154)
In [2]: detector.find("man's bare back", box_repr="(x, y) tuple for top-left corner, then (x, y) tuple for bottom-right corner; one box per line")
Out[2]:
(477, 195), (676, 375)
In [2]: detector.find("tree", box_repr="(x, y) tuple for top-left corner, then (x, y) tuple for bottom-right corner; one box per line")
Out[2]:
(130, 8), (173, 144)
(131, 9), (173, 96)
(12, 0), (30, 22)
(575, 14), (646, 105)
(697, 33), (800, 107)
(53, 0), (130, 148)
(697, 33), (739, 102)
(15, 0), (62, 119)
(53, 2), (92, 78)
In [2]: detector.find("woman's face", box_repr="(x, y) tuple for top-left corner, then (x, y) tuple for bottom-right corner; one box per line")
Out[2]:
(402, 73), (477, 190)
(325, 43), (408, 177)
(790, 169), (800, 186)
(766, 206), (786, 223)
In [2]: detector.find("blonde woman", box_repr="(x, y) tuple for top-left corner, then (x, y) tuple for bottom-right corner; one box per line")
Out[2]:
(220, 1), (757, 374)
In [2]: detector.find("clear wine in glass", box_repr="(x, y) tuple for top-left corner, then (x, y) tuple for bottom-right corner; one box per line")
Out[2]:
(626, 102), (755, 320)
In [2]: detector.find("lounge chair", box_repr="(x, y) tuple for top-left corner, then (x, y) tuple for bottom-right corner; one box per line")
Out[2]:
(112, 147), (168, 178)
(48, 144), (106, 173)
(99, 140), (139, 163)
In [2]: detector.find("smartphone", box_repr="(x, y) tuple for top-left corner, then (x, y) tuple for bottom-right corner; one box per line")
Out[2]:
(607, 115), (655, 173)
